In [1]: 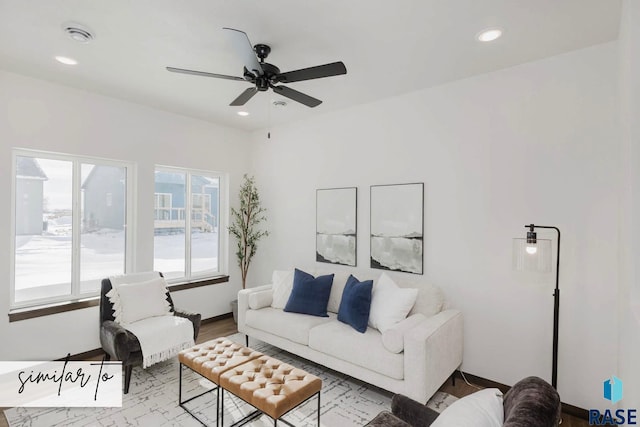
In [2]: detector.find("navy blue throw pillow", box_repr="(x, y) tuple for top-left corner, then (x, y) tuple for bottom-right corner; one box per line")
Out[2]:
(337, 275), (374, 333)
(283, 269), (334, 317)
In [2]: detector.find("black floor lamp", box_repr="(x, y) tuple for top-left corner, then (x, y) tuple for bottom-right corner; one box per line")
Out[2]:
(513, 224), (561, 389)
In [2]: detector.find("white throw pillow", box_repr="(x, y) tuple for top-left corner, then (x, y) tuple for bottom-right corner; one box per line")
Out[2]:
(381, 313), (427, 353)
(271, 270), (295, 309)
(431, 388), (504, 427)
(107, 277), (171, 325)
(368, 273), (418, 333)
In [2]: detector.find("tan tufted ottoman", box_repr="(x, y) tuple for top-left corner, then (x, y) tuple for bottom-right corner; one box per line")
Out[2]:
(178, 337), (321, 426)
(219, 354), (322, 426)
(178, 337), (263, 426)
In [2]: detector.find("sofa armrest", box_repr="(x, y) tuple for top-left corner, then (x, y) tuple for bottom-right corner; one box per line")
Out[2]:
(100, 320), (131, 361)
(503, 376), (561, 426)
(238, 284), (273, 334)
(248, 289), (273, 310)
(403, 309), (464, 403)
(174, 308), (202, 340)
(391, 394), (440, 426)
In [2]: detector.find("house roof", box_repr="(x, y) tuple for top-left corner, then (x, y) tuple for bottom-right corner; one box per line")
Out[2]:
(16, 157), (48, 180)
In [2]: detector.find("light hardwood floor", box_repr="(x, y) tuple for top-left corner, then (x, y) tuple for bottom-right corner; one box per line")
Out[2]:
(1, 317), (588, 426)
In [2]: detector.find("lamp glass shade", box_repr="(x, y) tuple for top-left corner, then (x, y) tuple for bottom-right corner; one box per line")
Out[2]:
(512, 238), (552, 272)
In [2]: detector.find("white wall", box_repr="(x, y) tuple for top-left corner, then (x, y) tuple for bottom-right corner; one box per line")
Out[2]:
(0, 70), (251, 360)
(249, 43), (620, 409)
(618, 0), (640, 407)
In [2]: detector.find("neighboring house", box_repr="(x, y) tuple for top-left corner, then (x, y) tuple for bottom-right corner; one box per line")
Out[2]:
(154, 171), (218, 233)
(81, 165), (126, 231)
(15, 157), (48, 235)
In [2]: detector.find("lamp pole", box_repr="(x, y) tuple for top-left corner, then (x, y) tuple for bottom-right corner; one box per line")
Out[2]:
(525, 224), (561, 389)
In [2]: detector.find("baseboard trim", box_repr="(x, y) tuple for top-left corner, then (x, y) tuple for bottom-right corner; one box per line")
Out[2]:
(454, 371), (588, 420)
(201, 312), (233, 324)
(56, 348), (106, 361)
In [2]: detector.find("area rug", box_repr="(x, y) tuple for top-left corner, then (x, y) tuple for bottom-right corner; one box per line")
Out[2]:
(4, 334), (457, 426)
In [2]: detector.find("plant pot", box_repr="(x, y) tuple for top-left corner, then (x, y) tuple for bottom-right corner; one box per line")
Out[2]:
(230, 299), (238, 324)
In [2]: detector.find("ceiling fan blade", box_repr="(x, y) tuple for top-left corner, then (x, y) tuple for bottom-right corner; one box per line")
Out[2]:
(223, 28), (264, 76)
(276, 61), (347, 83)
(271, 85), (322, 108)
(166, 66), (245, 81)
(230, 87), (259, 106)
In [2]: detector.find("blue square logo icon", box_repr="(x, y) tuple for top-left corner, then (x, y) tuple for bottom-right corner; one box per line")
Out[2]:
(603, 376), (623, 403)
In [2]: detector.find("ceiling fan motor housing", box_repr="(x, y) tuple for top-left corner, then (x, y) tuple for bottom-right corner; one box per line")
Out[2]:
(256, 62), (280, 91)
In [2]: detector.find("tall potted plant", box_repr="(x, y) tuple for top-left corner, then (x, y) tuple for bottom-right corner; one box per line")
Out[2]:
(228, 174), (269, 322)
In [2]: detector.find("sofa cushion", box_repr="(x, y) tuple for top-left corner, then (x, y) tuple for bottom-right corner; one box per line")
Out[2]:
(317, 270), (377, 314)
(381, 313), (427, 353)
(369, 273), (418, 333)
(431, 388), (503, 427)
(338, 275), (373, 333)
(246, 307), (335, 345)
(396, 279), (445, 318)
(326, 271), (351, 314)
(284, 269), (334, 317)
(309, 321), (404, 379)
(271, 270), (295, 309)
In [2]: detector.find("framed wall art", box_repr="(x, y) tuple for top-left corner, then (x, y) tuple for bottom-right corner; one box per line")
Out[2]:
(370, 183), (424, 274)
(316, 187), (357, 266)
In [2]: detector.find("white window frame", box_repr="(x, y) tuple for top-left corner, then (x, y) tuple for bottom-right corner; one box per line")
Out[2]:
(154, 166), (227, 283)
(10, 149), (135, 310)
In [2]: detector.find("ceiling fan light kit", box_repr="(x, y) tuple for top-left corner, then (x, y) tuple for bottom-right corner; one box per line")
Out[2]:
(167, 28), (347, 108)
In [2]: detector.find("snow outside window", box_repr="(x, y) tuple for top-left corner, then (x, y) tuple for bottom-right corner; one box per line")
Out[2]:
(153, 167), (221, 282)
(11, 151), (133, 309)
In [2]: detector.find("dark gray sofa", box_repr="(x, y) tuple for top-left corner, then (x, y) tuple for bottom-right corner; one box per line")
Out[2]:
(366, 376), (561, 426)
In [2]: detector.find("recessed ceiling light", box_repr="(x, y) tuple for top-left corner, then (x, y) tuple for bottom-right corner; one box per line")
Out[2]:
(237, 111), (249, 116)
(477, 28), (503, 42)
(55, 56), (78, 65)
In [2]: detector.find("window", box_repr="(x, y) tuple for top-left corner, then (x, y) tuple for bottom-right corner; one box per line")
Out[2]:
(153, 167), (222, 281)
(11, 150), (133, 309)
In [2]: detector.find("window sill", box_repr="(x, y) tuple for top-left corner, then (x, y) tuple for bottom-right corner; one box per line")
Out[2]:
(167, 275), (229, 292)
(8, 275), (230, 322)
(9, 298), (99, 322)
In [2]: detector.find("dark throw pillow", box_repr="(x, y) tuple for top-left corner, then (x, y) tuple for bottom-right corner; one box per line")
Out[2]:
(283, 269), (334, 317)
(337, 274), (373, 333)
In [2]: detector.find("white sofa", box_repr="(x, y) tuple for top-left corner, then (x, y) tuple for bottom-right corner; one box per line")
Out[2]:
(238, 270), (463, 403)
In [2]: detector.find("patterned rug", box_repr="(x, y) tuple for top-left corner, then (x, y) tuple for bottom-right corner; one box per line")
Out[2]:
(3, 334), (457, 426)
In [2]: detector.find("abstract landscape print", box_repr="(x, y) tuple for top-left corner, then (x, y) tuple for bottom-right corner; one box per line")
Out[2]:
(316, 187), (357, 266)
(370, 183), (423, 274)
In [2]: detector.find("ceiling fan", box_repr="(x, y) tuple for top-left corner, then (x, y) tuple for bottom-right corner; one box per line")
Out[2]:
(167, 28), (347, 108)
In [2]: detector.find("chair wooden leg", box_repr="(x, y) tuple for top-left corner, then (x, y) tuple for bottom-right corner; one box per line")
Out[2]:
(124, 365), (133, 394)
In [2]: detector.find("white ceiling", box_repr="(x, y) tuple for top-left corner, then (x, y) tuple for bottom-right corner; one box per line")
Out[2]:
(0, 1), (621, 131)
